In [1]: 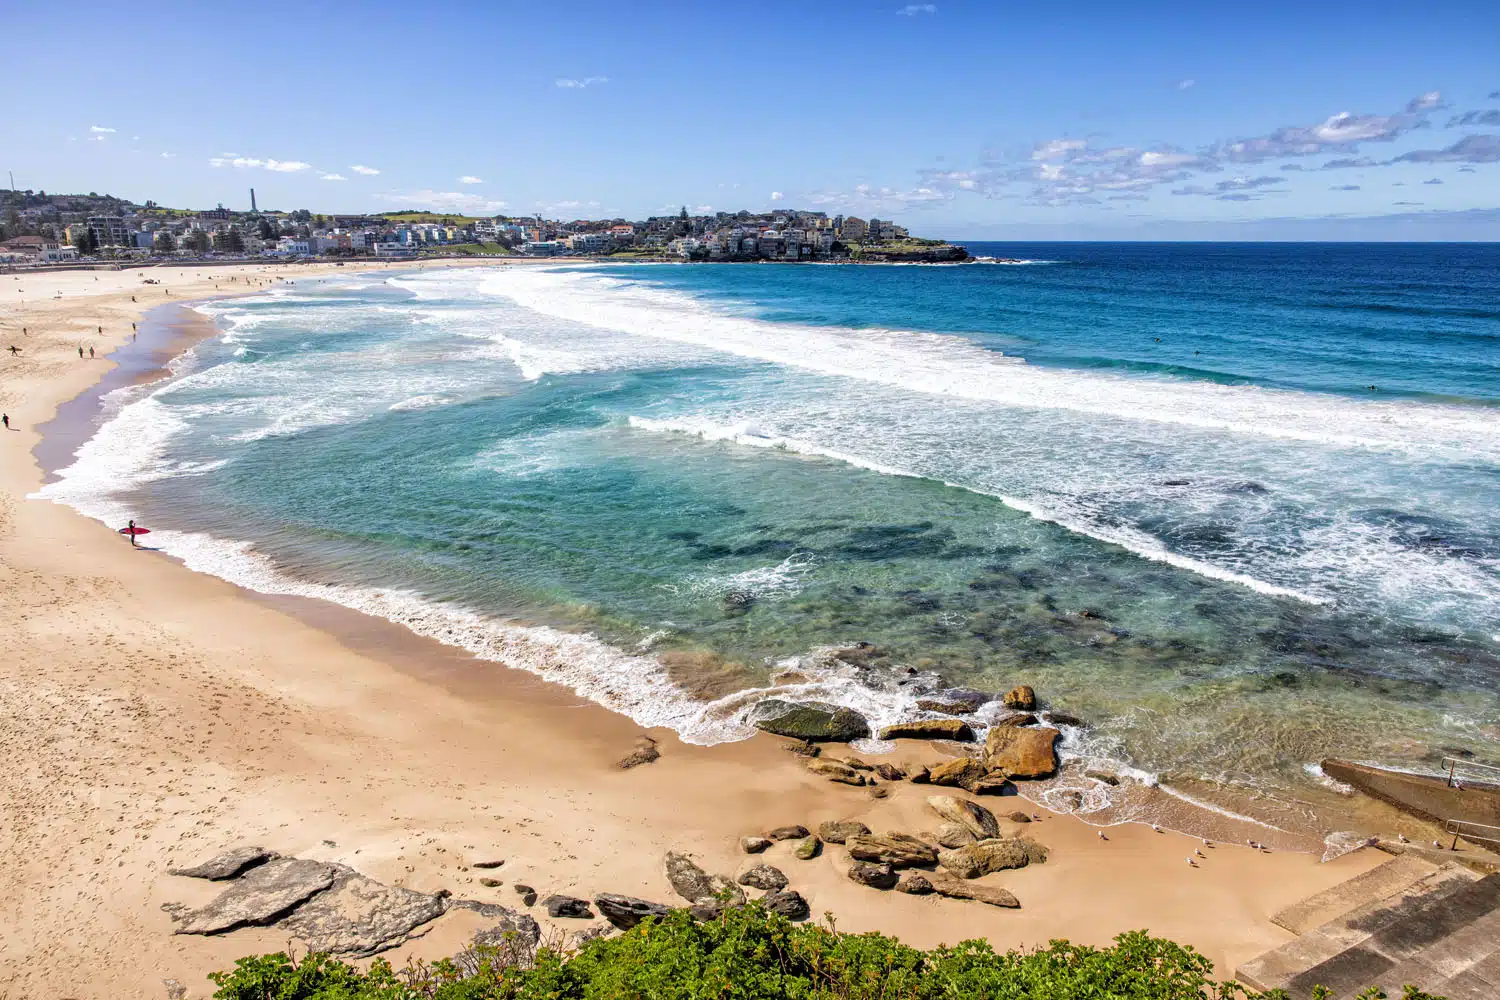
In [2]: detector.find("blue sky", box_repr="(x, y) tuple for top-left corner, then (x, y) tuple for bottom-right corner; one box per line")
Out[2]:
(4, 0), (1498, 238)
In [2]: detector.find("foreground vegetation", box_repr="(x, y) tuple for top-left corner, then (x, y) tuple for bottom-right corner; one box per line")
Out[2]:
(207, 903), (1444, 999)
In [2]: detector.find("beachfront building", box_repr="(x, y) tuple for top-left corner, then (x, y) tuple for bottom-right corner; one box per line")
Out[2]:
(840, 216), (867, 242)
(87, 215), (132, 247)
(567, 232), (610, 254)
(373, 242), (416, 258)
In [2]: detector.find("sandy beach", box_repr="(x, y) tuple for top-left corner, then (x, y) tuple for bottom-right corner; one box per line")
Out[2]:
(0, 262), (1390, 999)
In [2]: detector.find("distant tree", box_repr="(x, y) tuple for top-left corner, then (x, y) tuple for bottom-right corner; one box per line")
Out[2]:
(154, 231), (176, 254)
(88, 191), (98, 197)
(256, 217), (275, 240)
(183, 230), (210, 253)
(71, 230), (91, 255)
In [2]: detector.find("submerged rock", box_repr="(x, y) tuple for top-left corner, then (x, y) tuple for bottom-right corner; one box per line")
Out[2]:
(173, 859), (337, 936)
(167, 846), (279, 882)
(1002, 686), (1037, 711)
(594, 893), (671, 930)
(878, 719), (976, 742)
(816, 820), (871, 845)
(755, 701), (871, 743)
(984, 726), (1059, 779)
(916, 696), (987, 716)
(926, 795), (1001, 839)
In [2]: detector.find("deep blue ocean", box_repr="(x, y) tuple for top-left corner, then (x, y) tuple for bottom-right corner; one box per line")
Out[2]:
(44, 243), (1500, 839)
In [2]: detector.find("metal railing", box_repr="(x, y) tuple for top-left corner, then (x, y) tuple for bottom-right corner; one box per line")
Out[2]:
(1446, 817), (1500, 852)
(1442, 756), (1500, 788)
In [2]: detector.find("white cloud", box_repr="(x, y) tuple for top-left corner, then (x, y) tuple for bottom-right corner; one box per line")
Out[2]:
(1176, 79), (1196, 90)
(1394, 134), (1500, 163)
(897, 3), (937, 13)
(321, 173), (347, 181)
(1214, 92), (1441, 163)
(220, 151), (240, 157)
(132, 135), (140, 140)
(208, 156), (310, 172)
(349, 164), (380, 175)
(556, 76), (609, 89)
(694, 204), (714, 214)
(265, 160), (310, 172)
(1032, 138), (1088, 161)
(209, 156), (261, 168)
(379, 190), (509, 214)
(90, 125), (115, 133)
(770, 191), (784, 201)
(160, 152), (174, 159)
(458, 175), (484, 184)
(88, 135), (106, 142)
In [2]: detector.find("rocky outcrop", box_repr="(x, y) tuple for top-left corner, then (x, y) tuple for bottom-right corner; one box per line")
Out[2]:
(929, 873), (1020, 908)
(984, 726), (1059, 779)
(817, 820), (871, 844)
(280, 871), (447, 956)
(544, 895), (594, 919)
(1008, 811), (1032, 823)
(793, 836), (821, 860)
(513, 884), (538, 907)
(755, 701), (870, 742)
(847, 861), (899, 890)
(167, 846), (279, 881)
(936, 838), (1046, 879)
(664, 852), (744, 908)
(831, 643), (886, 667)
(741, 836), (773, 854)
(909, 765), (931, 784)
(769, 825), (810, 841)
(1002, 686), (1036, 711)
(926, 795), (1001, 839)
(926, 757), (990, 790)
(806, 759), (866, 785)
(878, 719), (976, 742)
(761, 889), (810, 920)
(989, 710), (1037, 728)
(969, 773), (1014, 795)
(173, 859), (338, 936)
(875, 763), (907, 782)
(737, 864), (788, 891)
(896, 873), (934, 895)
(847, 833), (937, 869)
(593, 894), (671, 930)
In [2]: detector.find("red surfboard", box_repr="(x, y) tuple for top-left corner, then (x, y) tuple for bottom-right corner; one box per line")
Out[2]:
(119, 526), (151, 536)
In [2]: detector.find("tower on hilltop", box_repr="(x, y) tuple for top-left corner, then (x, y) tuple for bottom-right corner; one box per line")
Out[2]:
(250, 188), (257, 213)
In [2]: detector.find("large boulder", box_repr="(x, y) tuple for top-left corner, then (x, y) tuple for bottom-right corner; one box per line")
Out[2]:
(594, 894), (672, 930)
(168, 846), (279, 881)
(761, 889), (810, 920)
(926, 757), (989, 790)
(737, 864), (789, 891)
(875, 763), (907, 782)
(664, 852), (743, 907)
(755, 701), (870, 742)
(936, 838), (1046, 879)
(793, 836), (821, 860)
(969, 773), (1015, 796)
(173, 859), (337, 936)
(816, 819), (871, 845)
(896, 873), (934, 895)
(935, 823), (978, 849)
(279, 871), (447, 956)
(929, 873), (1020, 908)
(984, 726), (1059, 779)
(926, 795), (1001, 839)
(806, 759), (865, 786)
(846, 834), (937, 869)
(878, 719), (976, 742)
(1002, 686), (1036, 711)
(847, 861), (898, 890)
(544, 895), (594, 919)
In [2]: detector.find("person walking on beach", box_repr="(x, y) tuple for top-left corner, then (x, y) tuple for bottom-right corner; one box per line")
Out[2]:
(2, 414), (9, 430)
(8, 345), (18, 355)
(78, 345), (84, 359)
(89, 346), (95, 359)
(126, 519), (138, 546)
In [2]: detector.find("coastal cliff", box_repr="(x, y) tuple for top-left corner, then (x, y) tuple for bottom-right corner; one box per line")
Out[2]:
(849, 239), (970, 263)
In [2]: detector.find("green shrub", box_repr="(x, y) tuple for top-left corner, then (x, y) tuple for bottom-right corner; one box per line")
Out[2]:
(207, 902), (1447, 1000)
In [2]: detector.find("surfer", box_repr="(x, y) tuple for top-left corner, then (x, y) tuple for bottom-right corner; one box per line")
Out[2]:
(125, 519), (140, 547)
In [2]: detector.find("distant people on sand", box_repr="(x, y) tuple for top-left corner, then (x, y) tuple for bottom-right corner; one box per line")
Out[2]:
(2, 414), (9, 430)
(78, 346), (84, 359)
(8, 345), (18, 355)
(89, 346), (95, 359)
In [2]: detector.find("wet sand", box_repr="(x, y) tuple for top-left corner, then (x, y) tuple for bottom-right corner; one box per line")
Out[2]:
(0, 262), (1391, 999)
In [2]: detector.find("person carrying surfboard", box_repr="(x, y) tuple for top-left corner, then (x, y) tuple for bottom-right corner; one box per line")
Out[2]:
(121, 519), (150, 547)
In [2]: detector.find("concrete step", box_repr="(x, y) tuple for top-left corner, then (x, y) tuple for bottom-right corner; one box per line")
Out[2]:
(1286, 874), (1500, 999)
(1235, 864), (1478, 995)
(1429, 949), (1500, 1000)
(1272, 854), (1439, 934)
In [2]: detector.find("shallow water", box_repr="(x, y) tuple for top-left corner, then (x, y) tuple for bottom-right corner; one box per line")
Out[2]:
(38, 245), (1500, 842)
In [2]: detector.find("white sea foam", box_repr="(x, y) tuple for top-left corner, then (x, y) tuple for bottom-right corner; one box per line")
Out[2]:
(480, 266), (1500, 464)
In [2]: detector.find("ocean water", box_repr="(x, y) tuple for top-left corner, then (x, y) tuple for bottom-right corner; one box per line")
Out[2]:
(40, 243), (1500, 840)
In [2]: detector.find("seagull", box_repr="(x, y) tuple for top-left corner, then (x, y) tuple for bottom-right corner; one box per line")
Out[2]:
(1433, 840), (1444, 850)
(1186, 857), (1197, 867)
(1398, 833), (1409, 843)
(1195, 849), (1206, 857)
(1203, 839), (1213, 848)
(1098, 831), (1109, 841)
(1032, 813), (1040, 821)
(1151, 824), (1162, 833)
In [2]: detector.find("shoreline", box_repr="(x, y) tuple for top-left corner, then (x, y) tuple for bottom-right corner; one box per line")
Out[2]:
(1, 262), (1396, 998)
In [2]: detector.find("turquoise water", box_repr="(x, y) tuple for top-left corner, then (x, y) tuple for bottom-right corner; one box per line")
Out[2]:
(43, 245), (1500, 834)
